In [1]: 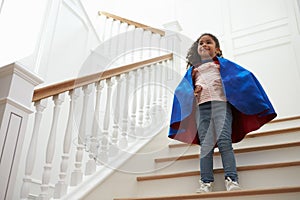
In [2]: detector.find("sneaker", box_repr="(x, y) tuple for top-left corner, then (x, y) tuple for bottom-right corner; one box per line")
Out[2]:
(225, 177), (241, 191)
(196, 180), (214, 193)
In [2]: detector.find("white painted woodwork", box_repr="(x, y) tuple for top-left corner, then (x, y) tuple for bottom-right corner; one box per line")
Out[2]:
(137, 68), (145, 126)
(21, 100), (47, 199)
(38, 94), (65, 200)
(150, 65), (158, 119)
(144, 66), (152, 124)
(129, 70), (138, 140)
(70, 85), (92, 186)
(0, 63), (43, 200)
(98, 78), (113, 164)
(110, 75), (121, 155)
(54, 90), (78, 198)
(119, 73), (129, 149)
(85, 82), (103, 176)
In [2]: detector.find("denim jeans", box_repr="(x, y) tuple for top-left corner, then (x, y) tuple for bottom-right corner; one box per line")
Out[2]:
(197, 101), (238, 183)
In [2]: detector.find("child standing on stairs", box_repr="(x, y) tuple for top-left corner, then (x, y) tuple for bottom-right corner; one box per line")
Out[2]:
(168, 33), (277, 193)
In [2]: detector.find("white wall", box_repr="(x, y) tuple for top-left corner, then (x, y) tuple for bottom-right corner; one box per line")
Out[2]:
(0, 0), (48, 69)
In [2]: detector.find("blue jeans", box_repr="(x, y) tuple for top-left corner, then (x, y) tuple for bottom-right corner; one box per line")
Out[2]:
(197, 101), (238, 183)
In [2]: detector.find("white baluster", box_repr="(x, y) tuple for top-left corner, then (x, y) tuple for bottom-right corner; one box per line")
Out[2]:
(159, 36), (169, 112)
(158, 64), (163, 108)
(157, 34), (165, 56)
(137, 68), (145, 126)
(126, 25), (135, 63)
(109, 76), (121, 155)
(151, 64), (158, 119)
(130, 26), (136, 63)
(144, 31), (152, 59)
(122, 24), (129, 63)
(144, 66), (152, 125)
(38, 94), (65, 200)
(85, 81), (104, 175)
(133, 28), (143, 63)
(115, 21), (121, 58)
(140, 30), (145, 60)
(97, 78), (113, 164)
(102, 16), (108, 41)
(163, 60), (170, 111)
(119, 73), (129, 149)
(129, 70), (138, 140)
(70, 85), (92, 186)
(54, 90), (78, 198)
(20, 100), (47, 199)
(158, 36), (165, 110)
(107, 18), (114, 58)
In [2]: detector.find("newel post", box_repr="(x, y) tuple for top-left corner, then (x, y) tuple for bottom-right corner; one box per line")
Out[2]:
(0, 62), (43, 200)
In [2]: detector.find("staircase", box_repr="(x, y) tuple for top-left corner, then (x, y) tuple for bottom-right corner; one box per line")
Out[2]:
(4, 8), (300, 200)
(14, 11), (181, 200)
(84, 116), (300, 200)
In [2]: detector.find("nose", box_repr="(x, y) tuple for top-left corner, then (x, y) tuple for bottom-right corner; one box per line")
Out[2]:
(200, 44), (207, 51)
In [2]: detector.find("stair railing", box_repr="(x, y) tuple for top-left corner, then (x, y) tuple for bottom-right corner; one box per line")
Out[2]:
(18, 11), (184, 199)
(20, 53), (173, 199)
(95, 11), (169, 68)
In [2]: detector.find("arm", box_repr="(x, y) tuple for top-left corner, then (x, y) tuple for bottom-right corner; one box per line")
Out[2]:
(192, 68), (202, 97)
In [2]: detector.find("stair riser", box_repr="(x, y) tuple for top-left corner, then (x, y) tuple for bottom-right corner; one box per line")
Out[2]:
(155, 146), (300, 173)
(136, 165), (300, 196)
(167, 131), (300, 154)
(233, 130), (300, 149)
(255, 118), (300, 132)
(167, 145), (199, 157)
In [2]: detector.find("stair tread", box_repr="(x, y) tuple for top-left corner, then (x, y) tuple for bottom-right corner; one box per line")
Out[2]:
(137, 161), (300, 181)
(157, 141), (300, 163)
(168, 126), (300, 149)
(114, 186), (300, 200)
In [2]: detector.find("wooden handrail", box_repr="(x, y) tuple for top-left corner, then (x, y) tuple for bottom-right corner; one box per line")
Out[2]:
(32, 53), (173, 102)
(98, 11), (165, 36)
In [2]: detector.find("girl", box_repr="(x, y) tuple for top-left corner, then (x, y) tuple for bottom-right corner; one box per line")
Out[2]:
(168, 33), (277, 193)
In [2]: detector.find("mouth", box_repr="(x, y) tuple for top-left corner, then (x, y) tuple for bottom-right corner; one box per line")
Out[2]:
(200, 48), (209, 54)
(200, 47), (209, 51)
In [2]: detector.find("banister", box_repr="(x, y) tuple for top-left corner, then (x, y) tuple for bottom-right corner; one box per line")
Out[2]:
(32, 53), (173, 102)
(98, 11), (165, 36)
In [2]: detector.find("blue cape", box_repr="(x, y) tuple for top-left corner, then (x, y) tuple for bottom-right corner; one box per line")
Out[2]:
(168, 57), (277, 144)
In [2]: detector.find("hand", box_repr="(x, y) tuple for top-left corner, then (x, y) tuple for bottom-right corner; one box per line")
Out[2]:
(194, 85), (202, 97)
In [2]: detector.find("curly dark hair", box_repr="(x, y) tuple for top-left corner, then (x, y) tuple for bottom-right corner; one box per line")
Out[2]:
(186, 33), (223, 68)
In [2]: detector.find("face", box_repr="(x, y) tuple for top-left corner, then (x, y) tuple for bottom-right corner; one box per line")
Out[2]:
(197, 35), (220, 60)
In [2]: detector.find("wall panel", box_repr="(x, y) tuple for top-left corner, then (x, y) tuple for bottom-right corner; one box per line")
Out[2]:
(229, 0), (288, 32)
(236, 42), (300, 117)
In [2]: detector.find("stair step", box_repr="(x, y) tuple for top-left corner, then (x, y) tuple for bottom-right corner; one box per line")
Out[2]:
(166, 141), (199, 157)
(137, 161), (300, 181)
(168, 126), (300, 150)
(114, 186), (300, 200)
(154, 142), (300, 173)
(244, 126), (300, 139)
(134, 161), (300, 199)
(132, 162), (300, 197)
(156, 141), (300, 163)
(258, 115), (300, 132)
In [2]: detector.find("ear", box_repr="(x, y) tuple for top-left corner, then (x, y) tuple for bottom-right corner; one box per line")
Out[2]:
(215, 47), (221, 55)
